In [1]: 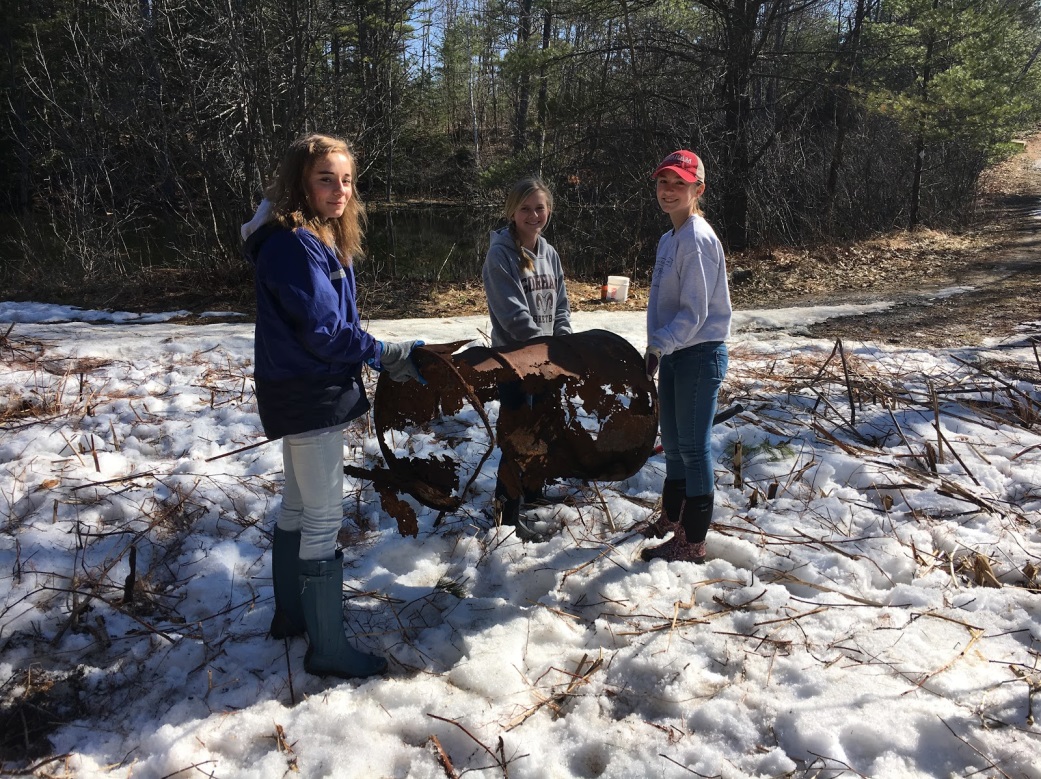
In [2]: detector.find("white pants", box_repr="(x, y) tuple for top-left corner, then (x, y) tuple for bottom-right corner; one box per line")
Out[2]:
(276, 428), (345, 560)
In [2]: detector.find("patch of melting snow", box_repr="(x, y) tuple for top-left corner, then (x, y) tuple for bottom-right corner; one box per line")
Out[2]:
(929, 285), (976, 299)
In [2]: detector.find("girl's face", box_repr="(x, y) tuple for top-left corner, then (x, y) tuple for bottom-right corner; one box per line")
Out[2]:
(655, 171), (703, 226)
(511, 191), (550, 250)
(304, 152), (353, 220)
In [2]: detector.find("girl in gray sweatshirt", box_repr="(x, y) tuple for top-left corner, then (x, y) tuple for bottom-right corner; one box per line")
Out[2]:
(481, 178), (572, 535)
(482, 178), (572, 347)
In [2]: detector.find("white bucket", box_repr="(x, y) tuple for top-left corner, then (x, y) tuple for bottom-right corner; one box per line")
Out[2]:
(605, 275), (630, 302)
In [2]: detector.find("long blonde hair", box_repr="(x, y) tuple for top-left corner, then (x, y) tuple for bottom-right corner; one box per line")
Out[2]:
(504, 177), (553, 273)
(265, 133), (366, 265)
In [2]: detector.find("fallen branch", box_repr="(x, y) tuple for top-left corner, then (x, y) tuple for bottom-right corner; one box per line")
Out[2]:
(204, 438), (271, 462)
(425, 734), (460, 779)
(0, 753), (73, 776)
(1008, 665), (1041, 727)
(952, 355), (1038, 416)
(70, 470), (157, 492)
(427, 712), (524, 775)
(906, 629), (983, 692)
(590, 481), (615, 532)
(930, 423), (982, 486)
(764, 571), (884, 607)
(837, 338), (857, 427)
(939, 717), (1014, 779)
(506, 652), (605, 731)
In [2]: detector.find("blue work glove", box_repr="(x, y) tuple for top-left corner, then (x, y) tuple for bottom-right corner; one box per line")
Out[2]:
(644, 346), (662, 381)
(378, 340), (427, 384)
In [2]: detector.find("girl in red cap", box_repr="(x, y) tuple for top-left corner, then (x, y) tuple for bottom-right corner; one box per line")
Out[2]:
(641, 150), (732, 563)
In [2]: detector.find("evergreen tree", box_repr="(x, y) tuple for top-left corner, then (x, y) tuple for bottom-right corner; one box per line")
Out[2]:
(862, 0), (1041, 226)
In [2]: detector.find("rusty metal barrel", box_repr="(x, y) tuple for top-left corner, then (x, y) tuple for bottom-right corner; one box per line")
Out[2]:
(345, 328), (658, 536)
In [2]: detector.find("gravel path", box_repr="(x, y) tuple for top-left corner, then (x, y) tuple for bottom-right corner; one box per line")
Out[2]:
(803, 135), (1041, 347)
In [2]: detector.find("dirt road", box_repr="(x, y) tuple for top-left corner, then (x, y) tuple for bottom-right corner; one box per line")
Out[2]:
(803, 136), (1041, 347)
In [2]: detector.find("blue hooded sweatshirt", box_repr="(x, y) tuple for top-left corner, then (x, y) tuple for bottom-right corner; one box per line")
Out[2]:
(244, 222), (378, 440)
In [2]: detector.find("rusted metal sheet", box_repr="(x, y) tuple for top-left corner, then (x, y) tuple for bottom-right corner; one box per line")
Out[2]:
(344, 329), (658, 536)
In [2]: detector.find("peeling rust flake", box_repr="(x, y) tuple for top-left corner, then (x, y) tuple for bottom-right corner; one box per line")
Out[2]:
(344, 329), (658, 536)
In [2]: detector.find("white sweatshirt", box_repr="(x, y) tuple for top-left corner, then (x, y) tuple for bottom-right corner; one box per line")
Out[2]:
(647, 214), (732, 354)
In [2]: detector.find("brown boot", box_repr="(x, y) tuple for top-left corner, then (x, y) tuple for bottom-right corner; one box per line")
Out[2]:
(641, 493), (713, 564)
(642, 479), (685, 538)
(680, 493), (714, 559)
(688, 540), (707, 563)
(641, 523), (702, 562)
(640, 529), (708, 563)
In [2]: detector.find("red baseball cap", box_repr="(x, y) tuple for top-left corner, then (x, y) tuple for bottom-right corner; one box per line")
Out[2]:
(652, 150), (705, 184)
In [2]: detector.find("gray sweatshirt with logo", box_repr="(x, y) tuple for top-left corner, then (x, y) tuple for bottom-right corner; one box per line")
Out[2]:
(482, 228), (572, 348)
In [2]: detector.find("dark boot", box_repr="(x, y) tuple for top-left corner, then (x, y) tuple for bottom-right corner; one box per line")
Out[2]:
(299, 555), (388, 679)
(494, 488), (521, 528)
(678, 493), (714, 563)
(523, 485), (548, 506)
(494, 482), (550, 542)
(641, 492), (713, 564)
(494, 492), (547, 542)
(642, 479), (685, 538)
(640, 523), (696, 562)
(269, 527), (306, 639)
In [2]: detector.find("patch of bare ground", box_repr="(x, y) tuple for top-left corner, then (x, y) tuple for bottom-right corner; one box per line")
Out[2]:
(353, 221), (1005, 327)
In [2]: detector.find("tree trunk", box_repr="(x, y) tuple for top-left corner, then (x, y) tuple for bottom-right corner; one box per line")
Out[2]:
(469, 29), (481, 168)
(910, 133), (925, 229)
(910, 0), (938, 230)
(535, 6), (552, 174)
(718, 3), (756, 250)
(513, 0), (533, 153)
(824, 0), (866, 230)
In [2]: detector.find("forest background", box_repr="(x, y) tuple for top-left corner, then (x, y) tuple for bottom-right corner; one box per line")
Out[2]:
(2, 0), (1041, 315)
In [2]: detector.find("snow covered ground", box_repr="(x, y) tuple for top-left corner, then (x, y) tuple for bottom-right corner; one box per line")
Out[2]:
(1, 298), (1040, 778)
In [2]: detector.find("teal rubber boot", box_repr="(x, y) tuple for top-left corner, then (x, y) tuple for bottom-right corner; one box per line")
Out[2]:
(269, 527), (306, 639)
(299, 556), (388, 679)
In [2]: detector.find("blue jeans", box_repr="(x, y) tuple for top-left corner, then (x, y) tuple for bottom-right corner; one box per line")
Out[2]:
(658, 341), (728, 496)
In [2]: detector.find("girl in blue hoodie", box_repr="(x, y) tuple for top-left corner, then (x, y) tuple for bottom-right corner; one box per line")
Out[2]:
(641, 150), (732, 564)
(242, 133), (422, 679)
